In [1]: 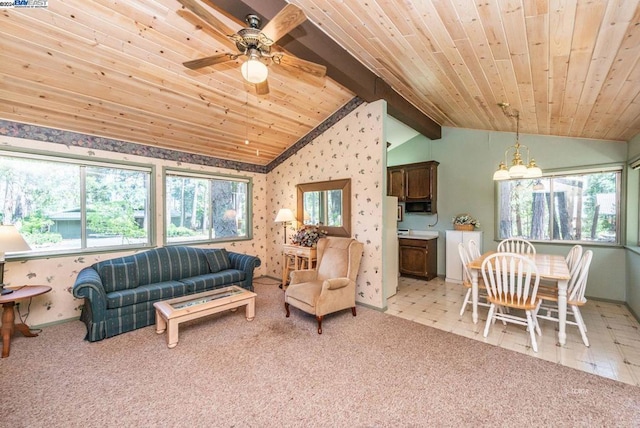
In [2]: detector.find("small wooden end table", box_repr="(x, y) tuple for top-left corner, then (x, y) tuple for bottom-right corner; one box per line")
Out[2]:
(281, 245), (317, 288)
(0, 285), (52, 358)
(153, 285), (256, 349)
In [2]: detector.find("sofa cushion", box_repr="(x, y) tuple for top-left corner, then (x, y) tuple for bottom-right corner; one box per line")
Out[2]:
(132, 246), (211, 285)
(106, 280), (188, 309)
(100, 262), (139, 293)
(180, 270), (245, 293)
(205, 248), (231, 273)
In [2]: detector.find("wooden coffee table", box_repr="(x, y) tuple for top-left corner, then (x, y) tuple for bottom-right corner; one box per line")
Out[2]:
(153, 285), (256, 348)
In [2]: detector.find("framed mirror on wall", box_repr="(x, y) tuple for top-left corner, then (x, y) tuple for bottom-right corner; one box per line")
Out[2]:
(296, 178), (351, 237)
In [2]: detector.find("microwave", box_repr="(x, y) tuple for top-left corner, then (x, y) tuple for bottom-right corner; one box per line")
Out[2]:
(404, 200), (433, 213)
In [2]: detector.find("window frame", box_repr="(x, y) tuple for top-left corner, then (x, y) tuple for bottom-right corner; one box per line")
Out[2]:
(163, 167), (253, 245)
(494, 163), (625, 247)
(0, 148), (155, 260)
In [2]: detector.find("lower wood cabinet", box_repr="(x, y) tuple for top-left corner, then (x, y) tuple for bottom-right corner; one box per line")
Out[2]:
(398, 238), (437, 280)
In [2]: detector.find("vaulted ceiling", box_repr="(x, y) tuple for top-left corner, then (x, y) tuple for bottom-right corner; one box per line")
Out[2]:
(1, 1), (639, 167)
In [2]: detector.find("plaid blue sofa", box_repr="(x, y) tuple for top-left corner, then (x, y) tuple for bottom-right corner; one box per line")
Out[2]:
(72, 246), (261, 342)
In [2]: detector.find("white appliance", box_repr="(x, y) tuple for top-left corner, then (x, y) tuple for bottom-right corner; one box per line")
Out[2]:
(445, 230), (483, 283)
(383, 196), (399, 299)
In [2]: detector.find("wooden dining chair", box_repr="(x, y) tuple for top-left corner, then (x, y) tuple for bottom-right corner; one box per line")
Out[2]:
(565, 244), (583, 276)
(457, 243), (489, 317)
(497, 237), (536, 255)
(482, 252), (542, 352)
(536, 250), (593, 347)
(467, 239), (481, 261)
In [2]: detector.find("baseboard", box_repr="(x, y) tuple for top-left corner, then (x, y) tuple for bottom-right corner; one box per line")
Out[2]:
(625, 303), (640, 324)
(31, 316), (80, 330)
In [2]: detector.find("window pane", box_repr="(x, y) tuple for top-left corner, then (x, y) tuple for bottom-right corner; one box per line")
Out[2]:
(497, 170), (620, 244)
(498, 179), (551, 240)
(326, 189), (342, 227)
(86, 166), (150, 248)
(166, 176), (209, 243)
(0, 156), (81, 252)
(211, 179), (247, 239)
(303, 191), (321, 225)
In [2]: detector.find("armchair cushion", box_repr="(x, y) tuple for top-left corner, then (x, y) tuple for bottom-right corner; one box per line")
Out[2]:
(287, 280), (323, 307)
(316, 238), (352, 281)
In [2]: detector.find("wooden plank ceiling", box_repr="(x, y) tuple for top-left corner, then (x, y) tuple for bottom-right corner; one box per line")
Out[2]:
(1, 0), (639, 167)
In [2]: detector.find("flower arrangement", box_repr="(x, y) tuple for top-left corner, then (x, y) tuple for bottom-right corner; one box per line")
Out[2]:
(452, 214), (480, 230)
(291, 226), (328, 247)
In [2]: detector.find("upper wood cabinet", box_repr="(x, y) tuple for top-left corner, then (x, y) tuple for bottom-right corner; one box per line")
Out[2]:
(387, 161), (439, 206)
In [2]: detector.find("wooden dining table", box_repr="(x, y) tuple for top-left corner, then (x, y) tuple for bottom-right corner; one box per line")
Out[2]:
(468, 251), (572, 345)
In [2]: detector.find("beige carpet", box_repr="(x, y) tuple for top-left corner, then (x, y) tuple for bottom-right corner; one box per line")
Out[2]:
(2, 278), (639, 427)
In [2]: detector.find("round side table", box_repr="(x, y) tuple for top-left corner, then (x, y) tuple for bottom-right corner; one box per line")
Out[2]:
(0, 285), (52, 358)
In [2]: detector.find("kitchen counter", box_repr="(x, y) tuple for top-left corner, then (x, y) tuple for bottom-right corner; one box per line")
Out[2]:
(397, 230), (439, 240)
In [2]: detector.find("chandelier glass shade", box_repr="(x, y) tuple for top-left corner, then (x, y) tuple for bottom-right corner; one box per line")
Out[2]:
(240, 50), (268, 84)
(493, 106), (542, 181)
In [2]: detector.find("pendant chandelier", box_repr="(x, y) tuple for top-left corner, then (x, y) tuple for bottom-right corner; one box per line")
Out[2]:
(493, 103), (542, 181)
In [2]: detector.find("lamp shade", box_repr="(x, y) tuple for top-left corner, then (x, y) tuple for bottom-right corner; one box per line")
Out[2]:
(0, 225), (31, 260)
(241, 58), (268, 84)
(508, 163), (528, 178)
(493, 169), (510, 181)
(274, 208), (295, 223)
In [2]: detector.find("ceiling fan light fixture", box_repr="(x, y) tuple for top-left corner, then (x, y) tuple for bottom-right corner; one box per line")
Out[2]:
(241, 52), (268, 84)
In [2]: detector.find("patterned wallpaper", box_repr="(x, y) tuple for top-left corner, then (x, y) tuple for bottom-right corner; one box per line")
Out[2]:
(0, 98), (387, 327)
(266, 100), (387, 308)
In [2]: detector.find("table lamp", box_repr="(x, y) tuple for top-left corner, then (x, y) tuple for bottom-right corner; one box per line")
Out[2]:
(274, 208), (295, 244)
(0, 225), (32, 295)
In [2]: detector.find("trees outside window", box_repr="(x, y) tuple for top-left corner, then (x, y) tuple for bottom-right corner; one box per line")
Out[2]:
(166, 171), (250, 244)
(0, 153), (151, 253)
(497, 169), (620, 244)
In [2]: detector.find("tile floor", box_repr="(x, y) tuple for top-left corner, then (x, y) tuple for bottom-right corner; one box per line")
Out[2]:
(385, 276), (640, 386)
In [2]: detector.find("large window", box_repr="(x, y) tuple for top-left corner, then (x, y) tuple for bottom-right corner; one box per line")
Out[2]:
(497, 167), (621, 244)
(0, 152), (151, 254)
(165, 170), (250, 243)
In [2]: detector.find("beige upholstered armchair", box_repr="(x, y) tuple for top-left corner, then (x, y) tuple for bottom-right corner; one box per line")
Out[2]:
(284, 237), (364, 334)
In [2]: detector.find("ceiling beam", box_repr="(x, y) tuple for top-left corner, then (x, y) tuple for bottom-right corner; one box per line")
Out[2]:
(207, 0), (442, 140)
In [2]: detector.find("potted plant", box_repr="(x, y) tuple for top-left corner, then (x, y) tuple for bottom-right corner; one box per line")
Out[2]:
(291, 226), (328, 247)
(452, 214), (480, 231)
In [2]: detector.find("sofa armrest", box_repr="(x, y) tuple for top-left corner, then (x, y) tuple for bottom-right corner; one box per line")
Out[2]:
(290, 269), (317, 285)
(228, 252), (261, 291)
(72, 267), (108, 320)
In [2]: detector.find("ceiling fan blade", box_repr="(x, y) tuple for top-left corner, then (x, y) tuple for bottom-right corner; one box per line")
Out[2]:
(183, 53), (235, 70)
(255, 80), (269, 95)
(177, 0), (238, 37)
(277, 54), (326, 78)
(176, 10), (237, 51)
(261, 4), (307, 43)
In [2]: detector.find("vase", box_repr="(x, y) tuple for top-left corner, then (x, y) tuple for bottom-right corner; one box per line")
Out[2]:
(454, 224), (475, 231)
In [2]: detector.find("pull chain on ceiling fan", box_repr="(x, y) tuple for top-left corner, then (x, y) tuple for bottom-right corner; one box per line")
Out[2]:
(178, 0), (327, 95)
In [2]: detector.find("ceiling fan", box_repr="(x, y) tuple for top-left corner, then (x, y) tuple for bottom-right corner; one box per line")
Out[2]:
(178, 0), (327, 95)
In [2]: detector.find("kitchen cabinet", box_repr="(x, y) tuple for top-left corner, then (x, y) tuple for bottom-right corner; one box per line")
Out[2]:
(398, 237), (437, 280)
(387, 161), (438, 211)
(445, 230), (483, 284)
